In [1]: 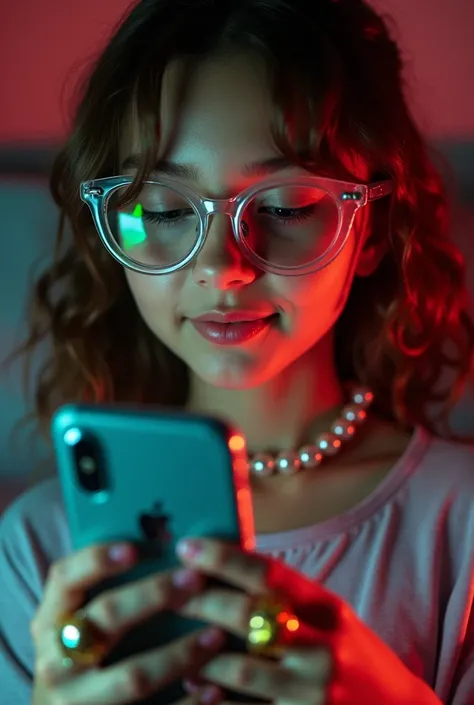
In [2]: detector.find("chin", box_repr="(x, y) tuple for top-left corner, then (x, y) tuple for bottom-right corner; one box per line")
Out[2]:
(188, 354), (287, 390)
(195, 369), (266, 390)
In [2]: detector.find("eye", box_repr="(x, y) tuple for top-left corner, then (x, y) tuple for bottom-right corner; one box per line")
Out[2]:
(259, 204), (318, 222)
(142, 207), (194, 225)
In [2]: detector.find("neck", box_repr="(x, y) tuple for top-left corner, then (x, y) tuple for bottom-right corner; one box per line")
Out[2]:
(186, 331), (345, 454)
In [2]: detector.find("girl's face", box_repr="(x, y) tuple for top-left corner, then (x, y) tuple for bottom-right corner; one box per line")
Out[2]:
(121, 53), (377, 390)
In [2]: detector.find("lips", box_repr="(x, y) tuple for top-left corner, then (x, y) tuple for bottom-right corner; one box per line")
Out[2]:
(192, 310), (275, 323)
(189, 311), (277, 346)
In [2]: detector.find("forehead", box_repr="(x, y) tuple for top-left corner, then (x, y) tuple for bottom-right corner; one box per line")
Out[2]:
(121, 53), (282, 166)
(119, 52), (371, 186)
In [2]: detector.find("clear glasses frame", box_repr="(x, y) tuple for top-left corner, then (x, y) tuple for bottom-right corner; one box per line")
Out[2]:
(80, 174), (394, 277)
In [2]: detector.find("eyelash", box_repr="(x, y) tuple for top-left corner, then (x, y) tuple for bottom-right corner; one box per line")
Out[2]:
(261, 205), (316, 224)
(142, 208), (194, 226)
(141, 204), (316, 227)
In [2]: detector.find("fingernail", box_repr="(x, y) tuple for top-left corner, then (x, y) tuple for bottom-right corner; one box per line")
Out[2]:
(177, 539), (203, 561)
(183, 677), (200, 693)
(172, 568), (201, 589)
(197, 627), (224, 649)
(108, 544), (135, 563)
(199, 685), (222, 704)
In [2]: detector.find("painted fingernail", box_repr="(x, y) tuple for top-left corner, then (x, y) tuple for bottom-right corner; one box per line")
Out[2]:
(183, 677), (200, 693)
(197, 627), (224, 649)
(177, 539), (203, 561)
(172, 568), (201, 589)
(108, 543), (135, 564)
(199, 685), (222, 704)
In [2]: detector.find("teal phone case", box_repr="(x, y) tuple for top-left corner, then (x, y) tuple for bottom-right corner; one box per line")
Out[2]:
(51, 404), (256, 704)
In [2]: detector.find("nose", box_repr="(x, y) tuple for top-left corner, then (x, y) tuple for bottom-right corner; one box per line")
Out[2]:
(192, 213), (257, 289)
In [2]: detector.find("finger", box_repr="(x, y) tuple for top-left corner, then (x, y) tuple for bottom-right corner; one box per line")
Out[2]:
(31, 542), (138, 637)
(282, 646), (333, 681)
(34, 568), (206, 688)
(181, 588), (333, 648)
(177, 539), (332, 608)
(201, 652), (324, 701)
(35, 559), (204, 675)
(177, 539), (345, 644)
(36, 626), (225, 705)
(177, 539), (269, 595)
(175, 693), (222, 705)
(34, 627), (90, 687)
(84, 567), (204, 644)
(180, 588), (251, 638)
(181, 681), (224, 704)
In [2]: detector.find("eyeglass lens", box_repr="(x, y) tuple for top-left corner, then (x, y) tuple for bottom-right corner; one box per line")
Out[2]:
(106, 183), (340, 269)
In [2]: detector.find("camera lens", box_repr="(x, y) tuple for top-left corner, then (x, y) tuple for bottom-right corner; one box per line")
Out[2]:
(65, 429), (108, 492)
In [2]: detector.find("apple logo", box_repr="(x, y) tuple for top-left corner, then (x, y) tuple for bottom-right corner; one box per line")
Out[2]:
(139, 501), (172, 553)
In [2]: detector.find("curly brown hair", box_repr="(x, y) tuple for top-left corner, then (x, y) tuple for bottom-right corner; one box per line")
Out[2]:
(13, 0), (474, 445)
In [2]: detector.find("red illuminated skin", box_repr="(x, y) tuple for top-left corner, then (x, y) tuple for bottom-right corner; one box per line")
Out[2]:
(176, 537), (441, 705)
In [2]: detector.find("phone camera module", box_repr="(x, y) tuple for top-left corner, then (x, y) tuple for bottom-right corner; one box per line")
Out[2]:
(64, 428), (108, 493)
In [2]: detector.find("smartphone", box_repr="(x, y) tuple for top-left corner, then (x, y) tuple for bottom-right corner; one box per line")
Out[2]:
(51, 403), (256, 704)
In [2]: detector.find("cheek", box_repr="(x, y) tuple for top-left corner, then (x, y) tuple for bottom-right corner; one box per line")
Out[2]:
(124, 269), (184, 332)
(279, 239), (357, 324)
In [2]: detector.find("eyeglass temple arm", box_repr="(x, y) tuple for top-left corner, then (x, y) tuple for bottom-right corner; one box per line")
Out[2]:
(367, 181), (394, 202)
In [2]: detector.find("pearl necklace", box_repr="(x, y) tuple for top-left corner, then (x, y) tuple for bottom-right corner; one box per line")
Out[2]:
(248, 386), (374, 477)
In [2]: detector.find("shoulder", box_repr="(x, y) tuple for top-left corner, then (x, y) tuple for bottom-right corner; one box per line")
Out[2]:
(1, 475), (64, 531)
(0, 478), (69, 702)
(416, 429), (474, 492)
(407, 429), (474, 564)
(391, 428), (474, 516)
(0, 476), (71, 571)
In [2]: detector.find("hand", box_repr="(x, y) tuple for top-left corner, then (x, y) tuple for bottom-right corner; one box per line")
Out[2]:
(176, 538), (442, 705)
(31, 542), (225, 705)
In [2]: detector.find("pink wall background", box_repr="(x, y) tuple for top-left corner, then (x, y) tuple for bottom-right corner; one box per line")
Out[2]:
(0, 0), (473, 143)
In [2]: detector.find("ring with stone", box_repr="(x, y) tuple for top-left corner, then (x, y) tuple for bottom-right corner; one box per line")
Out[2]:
(246, 595), (300, 658)
(57, 611), (109, 668)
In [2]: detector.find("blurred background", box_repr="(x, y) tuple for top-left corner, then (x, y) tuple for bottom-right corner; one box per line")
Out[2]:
(0, 0), (473, 512)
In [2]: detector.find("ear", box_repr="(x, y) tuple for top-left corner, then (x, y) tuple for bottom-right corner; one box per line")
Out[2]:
(355, 238), (387, 277)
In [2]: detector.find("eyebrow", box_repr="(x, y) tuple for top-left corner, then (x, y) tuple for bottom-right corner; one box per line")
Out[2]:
(120, 154), (307, 179)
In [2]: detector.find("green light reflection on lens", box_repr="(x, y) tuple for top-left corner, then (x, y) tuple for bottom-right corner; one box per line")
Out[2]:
(118, 202), (146, 249)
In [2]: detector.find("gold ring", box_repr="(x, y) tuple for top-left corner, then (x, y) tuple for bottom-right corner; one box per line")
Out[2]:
(246, 595), (300, 658)
(57, 611), (109, 667)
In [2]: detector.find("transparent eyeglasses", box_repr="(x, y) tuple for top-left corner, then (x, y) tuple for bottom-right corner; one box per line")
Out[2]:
(80, 174), (393, 277)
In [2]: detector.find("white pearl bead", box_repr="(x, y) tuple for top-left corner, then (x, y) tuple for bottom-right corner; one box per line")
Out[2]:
(351, 387), (374, 408)
(299, 445), (324, 468)
(315, 432), (342, 456)
(250, 453), (275, 477)
(275, 450), (302, 474)
(342, 404), (367, 425)
(331, 418), (356, 440)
